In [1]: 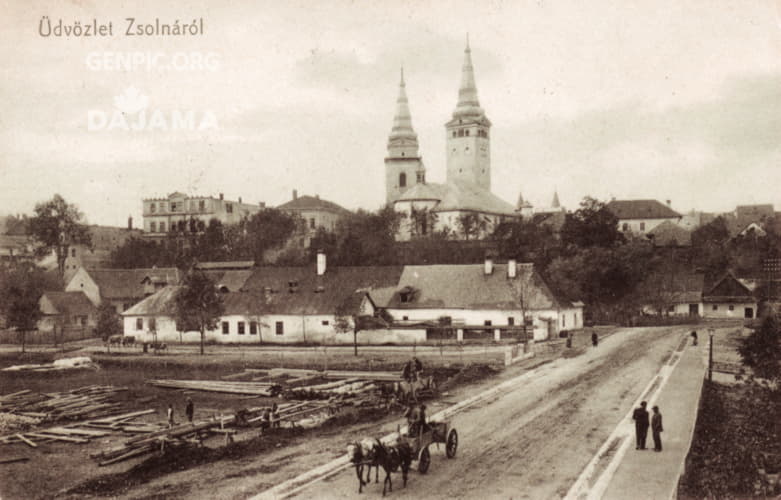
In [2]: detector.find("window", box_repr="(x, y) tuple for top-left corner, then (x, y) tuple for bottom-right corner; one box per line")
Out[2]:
(199, 200), (205, 212)
(416, 172), (425, 183)
(226, 203), (233, 214)
(149, 318), (156, 331)
(136, 318), (143, 330)
(150, 203), (156, 213)
(70, 248), (76, 257)
(159, 222), (166, 232)
(465, 129), (470, 136)
(508, 317), (515, 326)
(712, 305), (718, 311)
(322, 320), (329, 326)
(452, 131), (457, 138)
(309, 218), (316, 229)
(171, 201), (179, 212)
(238, 321), (245, 334)
(402, 316), (409, 321)
(222, 321), (229, 334)
(249, 321), (258, 335)
(667, 305), (675, 313)
(622, 223), (628, 232)
(458, 129), (464, 137)
(123, 303), (130, 311)
(399, 172), (407, 188)
(640, 222), (646, 231)
(562, 316), (566, 327)
(275, 321), (284, 335)
(484, 320), (492, 326)
(728, 305), (734, 311)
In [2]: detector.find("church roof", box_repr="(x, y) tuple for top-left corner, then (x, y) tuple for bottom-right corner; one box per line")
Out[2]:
(448, 39), (490, 126)
(388, 67), (418, 145)
(396, 181), (516, 216)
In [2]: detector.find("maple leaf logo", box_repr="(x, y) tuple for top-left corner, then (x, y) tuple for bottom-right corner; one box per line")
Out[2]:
(113, 87), (149, 114)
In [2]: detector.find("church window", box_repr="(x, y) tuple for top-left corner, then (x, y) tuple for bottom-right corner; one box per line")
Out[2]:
(399, 172), (407, 188)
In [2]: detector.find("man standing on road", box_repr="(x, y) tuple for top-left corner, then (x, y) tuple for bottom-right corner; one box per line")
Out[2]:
(591, 330), (599, 347)
(651, 405), (663, 452)
(632, 401), (650, 449)
(185, 397), (194, 423)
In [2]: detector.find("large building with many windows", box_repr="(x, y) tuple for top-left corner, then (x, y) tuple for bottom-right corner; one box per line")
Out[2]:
(141, 192), (264, 236)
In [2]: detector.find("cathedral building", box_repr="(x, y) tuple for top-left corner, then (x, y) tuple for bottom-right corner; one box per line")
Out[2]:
(386, 41), (518, 241)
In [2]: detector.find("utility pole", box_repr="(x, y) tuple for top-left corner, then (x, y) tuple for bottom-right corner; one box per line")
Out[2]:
(708, 327), (714, 382)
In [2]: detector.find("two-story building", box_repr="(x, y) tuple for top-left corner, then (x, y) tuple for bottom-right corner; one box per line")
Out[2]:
(65, 267), (181, 313)
(142, 192), (264, 237)
(277, 190), (350, 247)
(607, 199), (682, 236)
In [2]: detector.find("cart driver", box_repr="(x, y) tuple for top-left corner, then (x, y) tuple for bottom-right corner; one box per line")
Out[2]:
(404, 403), (421, 435)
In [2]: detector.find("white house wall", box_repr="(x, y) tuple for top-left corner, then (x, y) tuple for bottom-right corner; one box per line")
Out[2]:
(65, 268), (101, 306)
(703, 302), (756, 319)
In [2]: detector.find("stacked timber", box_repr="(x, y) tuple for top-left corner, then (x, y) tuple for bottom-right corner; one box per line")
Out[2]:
(284, 378), (377, 400)
(322, 370), (400, 382)
(0, 386), (127, 423)
(148, 379), (282, 397)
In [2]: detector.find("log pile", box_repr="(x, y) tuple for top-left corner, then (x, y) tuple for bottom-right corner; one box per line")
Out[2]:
(0, 386), (127, 423)
(284, 379), (378, 400)
(148, 379), (282, 397)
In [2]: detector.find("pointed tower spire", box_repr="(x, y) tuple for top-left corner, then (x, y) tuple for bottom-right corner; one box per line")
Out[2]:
(452, 36), (484, 119)
(516, 191), (525, 210)
(552, 190), (561, 209)
(388, 66), (418, 145)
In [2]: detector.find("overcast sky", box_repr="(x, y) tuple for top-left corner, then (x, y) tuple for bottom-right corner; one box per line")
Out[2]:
(1, 0), (780, 226)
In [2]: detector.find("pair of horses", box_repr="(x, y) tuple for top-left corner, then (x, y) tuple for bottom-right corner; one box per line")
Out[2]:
(347, 437), (413, 496)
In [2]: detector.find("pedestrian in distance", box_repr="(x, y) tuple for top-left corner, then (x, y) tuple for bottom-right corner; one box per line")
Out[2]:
(652, 405), (663, 452)
(167, 403), (175, 428)
(691, 330), (698, 346)
(591, 331), (599, 347)
(185, 397), (194, 423)
(270, 402), (280, 429)
(632, 401), (650, 450)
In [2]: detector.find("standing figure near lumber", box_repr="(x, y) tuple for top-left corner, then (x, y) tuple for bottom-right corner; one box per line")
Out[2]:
(185, 398), (194, 423)
(167, 404), (175, 428)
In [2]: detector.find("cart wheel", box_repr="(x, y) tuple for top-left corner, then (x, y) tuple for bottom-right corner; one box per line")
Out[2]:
(446, 429), (458, 458)
(418, 447), (430, 474)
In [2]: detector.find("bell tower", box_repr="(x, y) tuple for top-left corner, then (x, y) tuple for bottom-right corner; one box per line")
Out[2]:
(385, 68), (425, 205)
(445, 38), (491, 190)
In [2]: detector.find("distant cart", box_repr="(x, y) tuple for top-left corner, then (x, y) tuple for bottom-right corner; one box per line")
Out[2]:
(402, 419), (458, 473)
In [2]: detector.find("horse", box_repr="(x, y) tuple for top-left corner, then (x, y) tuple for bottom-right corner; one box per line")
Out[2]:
(347, 436), (413, 496)
(395, 375), (434, 405)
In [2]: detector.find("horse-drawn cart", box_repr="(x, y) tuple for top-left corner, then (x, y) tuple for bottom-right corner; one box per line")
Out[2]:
(403, 419), (458, 473)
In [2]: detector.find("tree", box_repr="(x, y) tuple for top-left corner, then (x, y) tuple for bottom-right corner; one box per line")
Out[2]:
(493, 218), (559, 267)
(333, 313), (356, 355)
(244, 209), (297, 262)
(738, 314), (781, 386)
(28, 194), (91, 279)
(560, 197), (623, 249)
(174, 271), (225, 355)
(409, 206), (438, 239)
(0, 263), (45, 353)
(456, 213), (486, 241)
(96, 302), (122, 353)
(691, 216), (733, 274)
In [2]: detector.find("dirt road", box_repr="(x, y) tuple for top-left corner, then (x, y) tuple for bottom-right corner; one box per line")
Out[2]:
(288, 326), (685, 500)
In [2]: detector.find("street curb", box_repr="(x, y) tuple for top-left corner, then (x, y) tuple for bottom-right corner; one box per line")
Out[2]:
(249, 357), (560, 500)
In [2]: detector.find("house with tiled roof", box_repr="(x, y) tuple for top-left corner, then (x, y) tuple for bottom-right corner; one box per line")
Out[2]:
(637, 271), (705, 316)
(702, 273), (758, 319)
(376, 260), (582, 341)
(38, 291), (97, 333)
(119, 253), (582, 345)
(65, 267), (181, 314)
(277, 190), (350, 247)
(607, 199), (682, 236)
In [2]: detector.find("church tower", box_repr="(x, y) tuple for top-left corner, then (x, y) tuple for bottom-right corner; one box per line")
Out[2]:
(385, 68), (425, 205)
(445, 38), (492, 190)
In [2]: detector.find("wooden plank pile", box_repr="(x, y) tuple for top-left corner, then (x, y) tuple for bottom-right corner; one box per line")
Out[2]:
(322, 370), (400, 382)
(148, 379), (282, 397)
(284, 378), (378, 400)
(0, 409), (160, 448)
(0, 385), (128, 423)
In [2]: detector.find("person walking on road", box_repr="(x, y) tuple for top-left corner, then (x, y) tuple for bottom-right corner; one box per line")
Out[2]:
(185, 397), (194, 423)
(632, 401), (650, 450)
(591, 331), (599, 347)
(652, 405), (663, 451)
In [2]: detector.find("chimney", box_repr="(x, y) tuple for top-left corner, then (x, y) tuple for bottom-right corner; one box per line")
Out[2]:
(484, 256), (493, 276)
(127, 215), (133, 230)
(666, 199), (671, 207)
(238, 196), (242, 204)
(316, 250), (326, 276)
(315, 194), (320, 199)
(219, 193), (224, 200)
(507, 259), (517, 278)
(293, 189), (298, 200)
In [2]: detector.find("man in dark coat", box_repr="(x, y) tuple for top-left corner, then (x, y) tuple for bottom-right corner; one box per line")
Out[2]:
(651, 405), (663, 451)
(185, 397), (194, 423)
(632, 401), (650, 449)
(591, 331), (598, 347)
